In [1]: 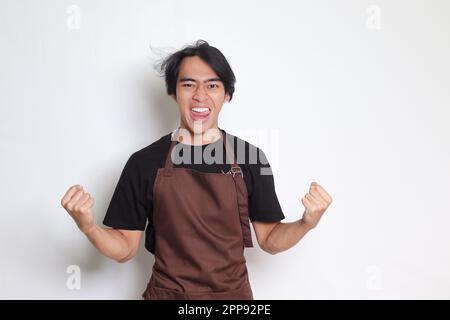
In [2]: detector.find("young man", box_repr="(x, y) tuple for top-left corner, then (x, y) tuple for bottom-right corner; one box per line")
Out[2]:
(61, 40), (333, 300)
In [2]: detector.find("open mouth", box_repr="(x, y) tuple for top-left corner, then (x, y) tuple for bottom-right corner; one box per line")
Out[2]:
(189, 106), (211, 121)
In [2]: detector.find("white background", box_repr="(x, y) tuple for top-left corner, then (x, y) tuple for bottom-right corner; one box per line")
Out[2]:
(1, 0), (449, 299)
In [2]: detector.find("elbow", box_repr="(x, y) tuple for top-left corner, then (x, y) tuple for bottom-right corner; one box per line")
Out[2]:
(260, 239), (280, 255)
(116, 257), (131, 263)
(115, 249), (138, 263)
(116, 254), (134, 263)
(264, 249), (279, 255)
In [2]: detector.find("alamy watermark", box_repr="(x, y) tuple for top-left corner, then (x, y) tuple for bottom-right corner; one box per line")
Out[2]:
(366, 5), (381, 30)
(169, 122), (279, 176)
(66, 5), (81, 30)
(66, 265), (81, 290)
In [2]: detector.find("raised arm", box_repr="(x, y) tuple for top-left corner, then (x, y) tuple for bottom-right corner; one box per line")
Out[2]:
(61, 184), (142, 263)
(252, 181), (332, 255)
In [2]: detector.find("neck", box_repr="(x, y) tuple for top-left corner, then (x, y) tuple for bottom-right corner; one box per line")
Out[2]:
(174, 126), (222, 146)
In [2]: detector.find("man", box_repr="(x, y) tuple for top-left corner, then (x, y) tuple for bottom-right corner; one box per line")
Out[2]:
(60, 40), (333, 299)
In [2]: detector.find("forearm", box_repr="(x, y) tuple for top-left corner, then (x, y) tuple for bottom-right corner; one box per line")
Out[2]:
(264, 219), (312, 255)
(83, 224), (132, 262)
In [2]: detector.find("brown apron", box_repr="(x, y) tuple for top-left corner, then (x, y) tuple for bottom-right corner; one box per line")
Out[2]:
(142, 131), (254, 300)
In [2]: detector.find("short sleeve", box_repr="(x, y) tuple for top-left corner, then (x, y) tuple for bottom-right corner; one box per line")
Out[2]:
(102, 153), (149, 230)
(247, 149), (285, 222)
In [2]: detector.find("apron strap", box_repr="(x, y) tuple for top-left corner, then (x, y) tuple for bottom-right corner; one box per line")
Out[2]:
(163, 139), (176, 177)
(224, 132), (254, 248)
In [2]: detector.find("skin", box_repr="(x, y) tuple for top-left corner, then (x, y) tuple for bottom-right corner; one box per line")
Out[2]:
(60, 56), (333, 262)
(170, 56), (229, 146)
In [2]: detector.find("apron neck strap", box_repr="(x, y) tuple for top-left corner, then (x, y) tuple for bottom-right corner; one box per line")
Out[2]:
(165, 140), (177, 169)
(223, 131), (239, 168)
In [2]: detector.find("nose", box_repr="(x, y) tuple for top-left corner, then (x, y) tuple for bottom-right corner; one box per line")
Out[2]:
(193, 86), (208, 102)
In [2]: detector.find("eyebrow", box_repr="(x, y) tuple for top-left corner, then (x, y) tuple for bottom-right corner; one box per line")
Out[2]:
(178, 77), (222, 83)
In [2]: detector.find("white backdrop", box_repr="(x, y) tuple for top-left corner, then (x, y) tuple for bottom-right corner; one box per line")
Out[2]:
(1, 0), (450, 299)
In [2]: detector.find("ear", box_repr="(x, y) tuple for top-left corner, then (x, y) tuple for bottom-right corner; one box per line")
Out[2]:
(224, 93), (230, 103)
(170, 94), (177, 102)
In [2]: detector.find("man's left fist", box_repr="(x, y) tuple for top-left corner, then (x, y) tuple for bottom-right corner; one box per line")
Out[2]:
(300, 181), (333, 229)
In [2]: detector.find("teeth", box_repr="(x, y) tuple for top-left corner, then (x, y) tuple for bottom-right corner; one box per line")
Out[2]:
(191, 107), (210, 113)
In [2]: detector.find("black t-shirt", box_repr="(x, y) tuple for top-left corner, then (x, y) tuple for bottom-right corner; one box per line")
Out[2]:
(102, 128), (285, 254)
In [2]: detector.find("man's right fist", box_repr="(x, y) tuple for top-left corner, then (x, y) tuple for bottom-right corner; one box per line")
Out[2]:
(61, 184), (95, 234)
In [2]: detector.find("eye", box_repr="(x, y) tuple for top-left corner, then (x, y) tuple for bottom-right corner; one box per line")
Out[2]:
(208, 84), (219, 89)
(182, 83), (194, 87)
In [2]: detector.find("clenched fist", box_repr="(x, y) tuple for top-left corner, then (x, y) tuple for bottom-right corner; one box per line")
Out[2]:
(300, 181), (333, 229)
(61, 184), (95, 234)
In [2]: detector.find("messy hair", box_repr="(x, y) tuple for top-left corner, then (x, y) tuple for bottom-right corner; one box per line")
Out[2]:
(157, 40), (236, 101)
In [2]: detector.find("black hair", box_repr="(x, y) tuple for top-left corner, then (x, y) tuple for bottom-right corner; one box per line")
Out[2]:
(158, 40), (236, 101)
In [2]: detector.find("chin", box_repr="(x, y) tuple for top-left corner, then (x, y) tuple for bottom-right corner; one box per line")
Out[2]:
(186, 119), (213, 132)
